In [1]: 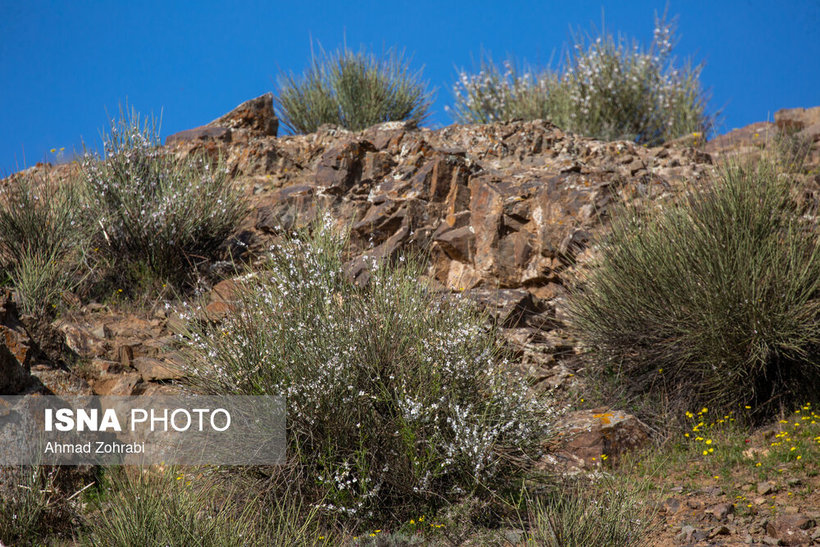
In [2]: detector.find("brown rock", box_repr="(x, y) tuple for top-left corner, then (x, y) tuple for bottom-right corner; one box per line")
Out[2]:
(766, 514), (814, 545)
(207, 92), (278, 136)
(555, 408), (649, 466)
(0, 292), (33, 394)
(775, 106), (820, 133)
(92, 372), (141, 396)
(705, 503), (735, 521)
(166, 125), (232, 146)
(131, 357), (183, 382)
(314, 140), (375, 195)
(29, 367), (92, 396)
(757, 481), (776, 495)
(461, 288), (541, 328)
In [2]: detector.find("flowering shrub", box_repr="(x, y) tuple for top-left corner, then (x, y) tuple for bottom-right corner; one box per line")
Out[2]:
(276, 45), (433, 133)
(569, 160), (820, 422)
(451, 15), (711, 145)
(0, 173), (90, 315)
(180, 217), (552, 522)
(81, 109), (246, 287)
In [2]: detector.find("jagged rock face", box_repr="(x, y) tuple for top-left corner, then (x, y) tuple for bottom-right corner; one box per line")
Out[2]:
(170, 118), (716, 305)
(165, 92), (279, 146)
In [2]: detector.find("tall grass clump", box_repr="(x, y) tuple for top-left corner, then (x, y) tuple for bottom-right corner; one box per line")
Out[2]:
(569, 160), (820, 423)
(0, 172), (90, 315)
(276, 45), (433, 133)
(81, 109), (246, 288)
(526, 480), (655, 547)
(85, 468), (328, 546)
(451, 14), (711, 145)
(0, 467), (74, 544)
(180, 216), (551, 523)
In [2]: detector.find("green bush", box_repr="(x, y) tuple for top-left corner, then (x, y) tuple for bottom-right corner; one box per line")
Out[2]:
(569, 160), (820, 421)
(0, 172), (90, 315)
(85, 468), (328, 546)
(276, 45), (433, 133)
(80, 109), (246, 288)
(451, 15), (711, 145)
(180, 217), (551, 523)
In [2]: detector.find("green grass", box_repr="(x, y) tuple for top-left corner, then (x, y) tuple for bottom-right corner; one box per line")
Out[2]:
(569, 159), (820, 424)
(179, 217), (553, 525)
(525, 480), (656, 547)
(451, 13), (712, 145)
(0, 171), (90, 315)
(83, 467), (330, 546)
(276, 44), (433, 133)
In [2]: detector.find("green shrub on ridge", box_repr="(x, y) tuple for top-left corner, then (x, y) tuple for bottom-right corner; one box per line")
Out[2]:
(276, 45), (433, 134)
(451, 14), (712, 145)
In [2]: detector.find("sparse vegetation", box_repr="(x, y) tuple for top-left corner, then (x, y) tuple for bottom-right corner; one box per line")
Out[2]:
(451, 14), (712, 145)
(569, 159), (820, 423)
(276, 45), (433, 133)
(179, 216), (552, 523)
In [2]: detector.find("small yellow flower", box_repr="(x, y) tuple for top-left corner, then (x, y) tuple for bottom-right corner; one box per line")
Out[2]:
(50, 148), (57, 153)
(705, 439), (712, 445)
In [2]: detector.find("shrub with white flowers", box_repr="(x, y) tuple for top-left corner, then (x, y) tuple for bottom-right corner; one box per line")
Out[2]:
(179, 216), (554, 522)
(81, 109), (246, 285)
(450, 15), (711, 145)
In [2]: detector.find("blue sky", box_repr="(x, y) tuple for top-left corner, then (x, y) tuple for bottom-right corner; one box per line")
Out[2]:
(1, 0), (818, 173)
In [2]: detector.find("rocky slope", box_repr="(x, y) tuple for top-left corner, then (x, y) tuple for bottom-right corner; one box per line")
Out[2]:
(2, 95), (819, 545)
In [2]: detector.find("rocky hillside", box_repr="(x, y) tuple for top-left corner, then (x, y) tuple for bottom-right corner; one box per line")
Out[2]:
(5, 93), (820, 415)
(3, 95), (820, 546)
